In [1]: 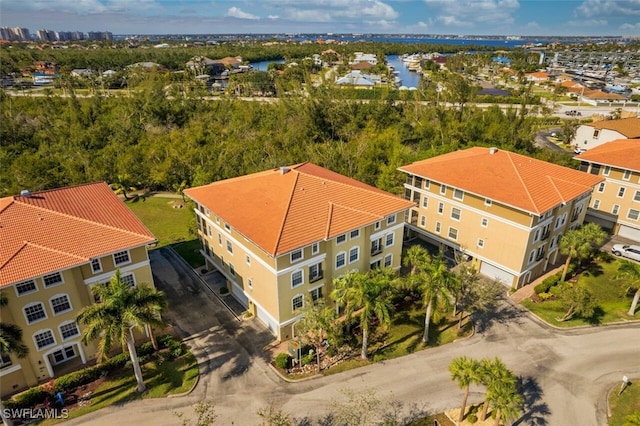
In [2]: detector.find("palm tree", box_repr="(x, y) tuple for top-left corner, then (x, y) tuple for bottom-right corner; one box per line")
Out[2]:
(0, 293), (29, 426)
(479, 358), (517, 422)
(489, 380), (523, 426)
(295, 298), (337, 373)
(331, 269), (394, 360)
(449, 356), (482, 422)
(616, 260), (640, 316)
(77, 269), (167, 393)
(559, 223), (607, 281)
(403, 245), (431, 276)
(416, 255), (458, 344)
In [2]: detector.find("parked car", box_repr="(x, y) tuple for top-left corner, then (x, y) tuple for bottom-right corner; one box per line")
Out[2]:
(611, 244), (640, 262)
(565, 110), (582, 116)
(574, 147), (587, 154)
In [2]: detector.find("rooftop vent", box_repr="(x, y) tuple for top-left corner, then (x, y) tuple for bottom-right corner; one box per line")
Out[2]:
(489, 147), (498, 155)
(280, 166), (290, 175)
(20, 190), (31, 197)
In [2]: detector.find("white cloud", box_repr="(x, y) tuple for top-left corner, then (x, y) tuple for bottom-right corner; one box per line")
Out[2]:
(567, 18), (608, 27)
(225, 7), (260, 20)
(417, 21), (428, 28)
(2, 0), (159, 14)
(525, 21), (540, 29)
(575, 0), (640, 18)
(423, 0), (520, 26)
(620, 22), (640, 29)
(261, 0), (398, 23)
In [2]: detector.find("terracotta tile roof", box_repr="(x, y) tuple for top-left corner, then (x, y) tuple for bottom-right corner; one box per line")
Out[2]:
(399, 147), (603, 215)
(526, 72), (549, 79)
(584, 117), (640, 138)
(184, 163), (414, 256)
(0, 182), (156, 287)
(574, 139), (640, 172)
(582, 89), (626, 100)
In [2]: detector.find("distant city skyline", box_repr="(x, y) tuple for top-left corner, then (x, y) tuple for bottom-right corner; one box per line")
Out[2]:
(1, 0), (640, 37)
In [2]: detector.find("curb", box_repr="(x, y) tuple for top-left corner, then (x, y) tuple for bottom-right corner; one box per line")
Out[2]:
(167, 370), (200, 398)
(266, 362), (323, 383)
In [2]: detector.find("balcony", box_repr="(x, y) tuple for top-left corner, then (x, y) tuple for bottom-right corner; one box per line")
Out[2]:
(570, 213), (580, 223)
(409, 210), (419, 226)
(309, 271), (323, 283)
(535, 250), (545, 262)
(371, 246), (383, 256)
(541, 230), (551, 241)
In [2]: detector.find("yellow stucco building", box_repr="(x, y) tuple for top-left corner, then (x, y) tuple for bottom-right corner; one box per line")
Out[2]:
(0, 183), (156, 398)
(184, 163), (414, 341)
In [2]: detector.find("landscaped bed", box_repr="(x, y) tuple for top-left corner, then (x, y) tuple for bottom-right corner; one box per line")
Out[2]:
(608, 377), (640, 426)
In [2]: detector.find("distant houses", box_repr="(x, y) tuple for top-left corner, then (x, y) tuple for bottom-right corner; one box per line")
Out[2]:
(572, 117), (640, 151)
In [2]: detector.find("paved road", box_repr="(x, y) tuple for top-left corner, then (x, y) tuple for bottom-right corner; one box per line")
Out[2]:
(67, 248), (640, 426)
(534, 127), (567, 153)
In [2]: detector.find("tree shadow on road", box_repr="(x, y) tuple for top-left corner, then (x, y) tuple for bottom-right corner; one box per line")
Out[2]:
(473, 298), (526, 335)
(514, 376), (551, 426)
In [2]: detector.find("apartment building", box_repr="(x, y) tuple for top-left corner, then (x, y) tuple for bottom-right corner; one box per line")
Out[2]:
(399, 147), (604, 288)
(572, 117), (640, 152)
(184, 163), (414, 341)
(576, 139), (640, 241)
(0, 183), (156, 397)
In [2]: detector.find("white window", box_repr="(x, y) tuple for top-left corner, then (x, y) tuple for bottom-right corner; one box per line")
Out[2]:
(422, 196), (428, 208)
(635, 191), (640, 203)
(623, 170), (632, 181)
(618, 187), (626, 198)
(424, 180), (430, 189)
(448, 227), (458, 240)
(440, 185), (447, 195)
(484, 198), (492, 207)
(91, 258), (102, 273)
(534, 229), (540, 242)
(224, 223), (231, 231)
(384, 254), (392, 268)
(248, 278), (253, 289)
(593, 199), (600, 209)
(350, 229), (360, 239)
(121, 273), (136, 288)
(24, 303), (47, 323)
(292, 294), (303, 311)
(246, 255), (251, 265)
(207, 225), (212, 237)
(528, 250), (535, 264)
(229, 264), (236, 277)
(593, 129), (600, 139)
(560, 213), (567, 226)
(451, 207), (461, 221)
(336, 234), (347, 244)
(420, 215), (426, 227)
(216, 216), (220, 224)
(59, 322), (80, 340)
(290, 249), (303, 263)
(387, 215), (396, 225)
(15, 280), (37, 296)
(310, 286), (323, 302)
(226, 241), (233, 254)
(371, 239), (382, 255)
(435, 221), (441, 234)
(336, 252), (346, 269)
(113, 250), (130, 266)
(0, 353), (12, 369)
(628, 209), (640, 221)
(481, 218), (488, 227)
(477, 239), (485, 248)
(438, 202), (444, 215)
(52, 345), (77, 365)
(34, 330), (56, 350)
(349, 246), (360, 263)
(597, 182), (605, 193)
(603, 166), (611, 176)
(218, 234), (222, 245)
(453, 189), (464, 200)
(374, 221), (381, 230)
(50, 295), (72, 315)
(612, 205), (620, 215)
(205, 208), (210, 217)
(309, 263), (323, 282)
(291, 270), (303, 287)
(311, 242), (319, 255)
(385, 233), (394, 247)
(370, 259), (381, 270)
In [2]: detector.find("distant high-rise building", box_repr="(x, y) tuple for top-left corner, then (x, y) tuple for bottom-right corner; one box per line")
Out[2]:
(36, 29), (57, 42)
(0, 27), (31, 41)
(87, 31), (113, 41)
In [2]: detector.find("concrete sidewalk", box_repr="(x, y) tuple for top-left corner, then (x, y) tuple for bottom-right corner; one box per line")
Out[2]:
(509, 265), (565, 304)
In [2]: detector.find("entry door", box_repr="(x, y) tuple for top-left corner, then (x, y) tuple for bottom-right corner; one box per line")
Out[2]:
(52, 345), (77, 365)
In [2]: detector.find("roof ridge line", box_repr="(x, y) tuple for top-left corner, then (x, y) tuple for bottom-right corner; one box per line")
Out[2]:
(506, 151), (540, 213)
(13, 202), (155, 241)
(296, 169), (404, 200)
(0, 241), (27, 270)
(273, 172), (299, 255)
(545, 176), (568, 207)
(331, 202), (382, 219)
(325, 202), (334, 240)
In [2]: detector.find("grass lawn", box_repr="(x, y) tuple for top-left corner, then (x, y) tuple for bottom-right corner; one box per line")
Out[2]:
(608, 378), (640, 426)
(41, 353), (198, 424)
(320, 306), (472, 376)
(521, 258), (635, 327)
(172, 239), (205, 268)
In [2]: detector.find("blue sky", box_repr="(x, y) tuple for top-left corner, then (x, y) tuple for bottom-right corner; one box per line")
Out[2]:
(2, 0), (640, 36)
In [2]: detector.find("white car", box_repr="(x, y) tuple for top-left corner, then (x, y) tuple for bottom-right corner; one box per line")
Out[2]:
(611, 244), (640, 262)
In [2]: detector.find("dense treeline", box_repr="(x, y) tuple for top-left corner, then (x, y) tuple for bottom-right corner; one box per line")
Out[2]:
(0, 74), (575, 197)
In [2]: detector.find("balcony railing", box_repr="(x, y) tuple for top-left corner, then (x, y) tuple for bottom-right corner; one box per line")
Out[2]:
(371, 246), (383, 256)
(535, 250), (545, 262)
(309, 271), (324, 283)
(541, 230), (551, 241)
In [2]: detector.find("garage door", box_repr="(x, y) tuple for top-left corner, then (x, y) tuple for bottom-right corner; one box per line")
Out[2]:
(618, 225), (640, 242)
(480, 262), (514, 287)
(230, 282), (248, 307)
(255, 304), (278, 335)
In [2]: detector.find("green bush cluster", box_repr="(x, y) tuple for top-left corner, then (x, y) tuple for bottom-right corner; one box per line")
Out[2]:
(2, 387), (50, 410)
(301, 349), (315, 366)
(275, 353), (291, 369)
(467, 413), (478, 423)
(535, 272), (562, 295)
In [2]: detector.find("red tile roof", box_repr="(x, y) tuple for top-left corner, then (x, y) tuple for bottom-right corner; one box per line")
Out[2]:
(399, 147), (604, 215)
(574, 139), (640, 172)
(184, 163), (414, 256)
(0, 182), (156, 287)
(584, 117), (640, 138)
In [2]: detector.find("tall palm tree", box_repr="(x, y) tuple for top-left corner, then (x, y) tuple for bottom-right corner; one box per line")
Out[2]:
(449, 356), (482, 422)
(616, 260), (640, 316)
(331, 269), (394, 360)
(295, 298), (337, 373)
(403, 245), (431, 276)
(479, 357), (517, 422)
(489, 380), (523, 426)
(417, 255), (458, 344)
(77, 269), (167, 393)
(1, 293), (29, 426)
(559, 223), (607, 281)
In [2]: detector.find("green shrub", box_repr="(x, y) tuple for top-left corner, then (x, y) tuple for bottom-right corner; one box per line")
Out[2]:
(4, 387), (50, 410)
(137, 341), (155, 357)
(157, 334), (176, 349)
(468, 405), (478, 414)
(275, 353), (291, 369)
(536, 272), (562, 294)
(167, 339), (184, 357)
(538, 292), (553, 301)
(467, 413), (478, 423)
(301, 349), (315, 366)
(549, 282), (566, 297)
(53, 366), (102, 393)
